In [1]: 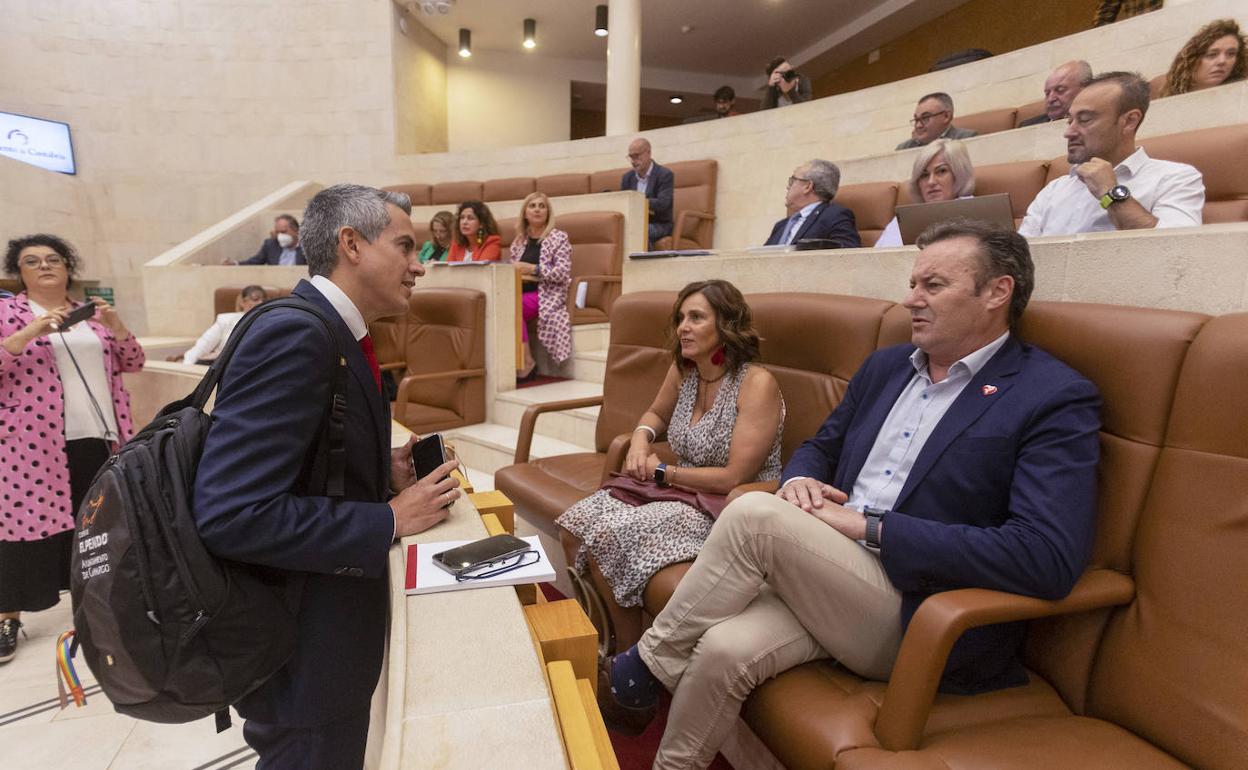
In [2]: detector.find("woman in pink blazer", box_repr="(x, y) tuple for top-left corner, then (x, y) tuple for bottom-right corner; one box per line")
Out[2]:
(509, 192), (573, 381)
(0, 234), (144, 662)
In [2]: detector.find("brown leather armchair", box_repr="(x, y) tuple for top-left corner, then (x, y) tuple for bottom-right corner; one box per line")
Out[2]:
(653, 160), (718, 251)
(380, 287), (486, 434)
(556, 210), (625, 325)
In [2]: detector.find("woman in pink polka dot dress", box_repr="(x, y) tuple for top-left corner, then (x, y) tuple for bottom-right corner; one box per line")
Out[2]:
(0, 234), (144, 663)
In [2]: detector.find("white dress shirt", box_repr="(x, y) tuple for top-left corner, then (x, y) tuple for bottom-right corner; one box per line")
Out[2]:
(278, 246), (299, 266)
(309, 274), (367, 342)
(183, 311), (243, 365)
(1018, 147), (1204, 238)
(634, 162), (654, 194)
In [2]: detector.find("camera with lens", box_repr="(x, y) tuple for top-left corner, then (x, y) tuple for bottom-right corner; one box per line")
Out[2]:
(781, 69), (799, 82)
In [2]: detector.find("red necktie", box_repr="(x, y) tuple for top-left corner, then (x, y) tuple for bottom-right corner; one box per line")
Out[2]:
(358, 334), (382, 392)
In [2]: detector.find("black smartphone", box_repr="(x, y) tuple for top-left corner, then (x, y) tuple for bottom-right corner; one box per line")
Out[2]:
(411, 433), (447, 480)
(432, 534), (531, 577)
(60, 303), (97, 330)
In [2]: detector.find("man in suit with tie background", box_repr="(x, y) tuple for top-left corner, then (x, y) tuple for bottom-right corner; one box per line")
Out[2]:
(194, 184), (463, 769)
(764, 159), (861, 248)
(599, 219), (1101, 769)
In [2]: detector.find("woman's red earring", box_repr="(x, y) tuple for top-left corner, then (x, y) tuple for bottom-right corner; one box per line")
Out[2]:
(711, 346), (725, 366)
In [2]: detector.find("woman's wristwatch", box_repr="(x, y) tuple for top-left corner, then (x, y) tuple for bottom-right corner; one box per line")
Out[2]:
(654, 462), (670, 487)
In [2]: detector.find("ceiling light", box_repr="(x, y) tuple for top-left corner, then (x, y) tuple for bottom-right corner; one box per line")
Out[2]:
(436, 0), (452, 13)
(669, 95), (683, 104)
(458, 28), (471, 58)
(594, 5), (609, 37)
(415, 0), (454, 15)
(523, 18), (536, 49)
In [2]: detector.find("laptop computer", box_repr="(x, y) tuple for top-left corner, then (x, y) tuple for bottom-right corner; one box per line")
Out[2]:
(895, 193), (1015, 245)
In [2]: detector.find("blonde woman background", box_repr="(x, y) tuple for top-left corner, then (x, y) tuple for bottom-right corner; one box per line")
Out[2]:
(509, 192), (572, 380)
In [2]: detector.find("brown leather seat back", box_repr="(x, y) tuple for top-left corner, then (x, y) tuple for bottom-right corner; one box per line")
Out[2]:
(1148, 73), (1167, 98)
(384, 184), (432, 206)
(483, 177), (535, 202)
(954, 108), (1017, 136)
(1140, 124), (1248, 223)
(213, 285), (292, 315)
(1017, 302), (1208, 711)
(749, 294), (899, 462)
(878, 303), (913, 348)
(590, 168), (629, 194)
(1015, 99), (1047, 127)
(834, 182), (900, 246)
(1085, 313), (1247, 768)
(431, 181), (483, 205)
(537, 173), (591, 197)
(595, 292), (677, 451)
(555, 211), (624, 325)
(400, 288), (486, 422)
(495, 217), (519, 249)
(660, 160), (718, 249)
(973, 160), (1052, 225)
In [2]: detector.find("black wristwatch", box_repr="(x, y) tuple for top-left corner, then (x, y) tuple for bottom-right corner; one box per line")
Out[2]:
(654, 462), (670, 487)
(864, 506), (888, 549)
(1099, 184), (1131, 209)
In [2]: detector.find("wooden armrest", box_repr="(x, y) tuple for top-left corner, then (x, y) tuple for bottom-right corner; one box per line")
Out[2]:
(378, 361), (406, 372)
(726, 480), (779, 505)
(514, 395), (606, 464)
(394, 369), (487, 423)
(875, 568), (1135, 751)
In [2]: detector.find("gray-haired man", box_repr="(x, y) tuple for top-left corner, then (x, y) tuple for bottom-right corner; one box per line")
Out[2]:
(194, 184), (461, 768)
(763, 159), (861, 248)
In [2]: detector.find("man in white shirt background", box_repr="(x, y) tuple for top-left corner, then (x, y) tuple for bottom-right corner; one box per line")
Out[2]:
(181, 285), (268, 365)
(1018, 71), (1205, 237)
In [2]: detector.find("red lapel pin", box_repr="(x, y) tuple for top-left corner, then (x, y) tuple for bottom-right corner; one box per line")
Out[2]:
(982, 384), (998, 396)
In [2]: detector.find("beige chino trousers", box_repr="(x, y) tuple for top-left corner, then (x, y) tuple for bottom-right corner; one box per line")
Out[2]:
(637, 492), (904, 770)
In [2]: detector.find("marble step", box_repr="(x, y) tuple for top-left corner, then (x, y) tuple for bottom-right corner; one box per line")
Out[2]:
(493, 380), (602, 449)
(568, 349), (607, 384)
(444, 422), (587, 476)
(571, 322), (609, 353)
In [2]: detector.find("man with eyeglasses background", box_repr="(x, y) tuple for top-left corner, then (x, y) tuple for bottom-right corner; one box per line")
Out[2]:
(763, 159), (861, 248)
(620, 137), (674, 250)
(896, 92), (978, 151)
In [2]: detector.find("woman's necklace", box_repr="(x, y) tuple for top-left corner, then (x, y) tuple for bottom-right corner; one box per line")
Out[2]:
(697, 370), (726, 415)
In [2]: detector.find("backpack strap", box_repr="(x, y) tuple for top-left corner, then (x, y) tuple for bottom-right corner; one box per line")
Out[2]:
(191, 298), (347, 497)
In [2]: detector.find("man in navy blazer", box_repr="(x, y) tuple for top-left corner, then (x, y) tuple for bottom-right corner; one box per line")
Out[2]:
(763, 159), (861, 248)
(621, 137), (674, 249)
(194, 185), (462, 769)
(236, 214), (306, 265)
(598, 221), (1101, 767)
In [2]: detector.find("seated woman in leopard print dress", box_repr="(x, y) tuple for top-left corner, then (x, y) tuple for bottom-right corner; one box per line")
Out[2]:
(557, 280), (784, 653)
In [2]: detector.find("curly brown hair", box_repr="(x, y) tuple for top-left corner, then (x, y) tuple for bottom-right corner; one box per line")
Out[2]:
(666, 280), (761, 372)
(1161, 19), (1247, 97)
(4, 233), (81, 290)
(452, 200), (500, 248)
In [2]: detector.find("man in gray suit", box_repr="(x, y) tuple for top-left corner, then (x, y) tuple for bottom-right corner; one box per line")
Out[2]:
(896, 92), (978, 151)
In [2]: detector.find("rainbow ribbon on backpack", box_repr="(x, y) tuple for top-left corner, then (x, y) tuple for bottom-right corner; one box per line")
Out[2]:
(55, 630), (87, 708)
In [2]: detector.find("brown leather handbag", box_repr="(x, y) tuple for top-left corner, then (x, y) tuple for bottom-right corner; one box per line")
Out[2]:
(599, 472), (728, 519)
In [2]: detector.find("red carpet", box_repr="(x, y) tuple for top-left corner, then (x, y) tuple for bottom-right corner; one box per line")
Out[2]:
(538, 584), (734, 770)
(517, 374), (570, 389)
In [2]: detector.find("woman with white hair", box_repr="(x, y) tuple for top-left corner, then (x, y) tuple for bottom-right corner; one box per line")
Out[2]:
(874, 138), (976, 248)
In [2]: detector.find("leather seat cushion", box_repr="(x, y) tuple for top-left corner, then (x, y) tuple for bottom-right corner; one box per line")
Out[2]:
(495, 452), (605, 536)
(742, 663), (1072, 770)
(833, 716), (1188, 770)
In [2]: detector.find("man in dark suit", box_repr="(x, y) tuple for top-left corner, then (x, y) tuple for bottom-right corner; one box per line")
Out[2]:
(598, 220), (1101, 768)
(1018, 61), (1093, 127)
(194, 184), (462, 769)
(621, 138), (674, 249)
(232, 214), (306, 265)
(764, 159), (861, 248)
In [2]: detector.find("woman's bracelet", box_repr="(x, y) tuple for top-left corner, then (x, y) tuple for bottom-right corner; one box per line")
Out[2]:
(634, 425), (656, 442)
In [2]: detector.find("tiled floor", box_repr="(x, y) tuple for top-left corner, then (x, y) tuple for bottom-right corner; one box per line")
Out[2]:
(0, 599), (257, 770)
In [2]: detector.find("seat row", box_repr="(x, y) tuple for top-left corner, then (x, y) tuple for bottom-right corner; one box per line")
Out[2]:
(955, 72), (1170, 137)
(840, 121), (1248, 245)
(496, 290), (1248, 769)
(385, 159), (718, 251)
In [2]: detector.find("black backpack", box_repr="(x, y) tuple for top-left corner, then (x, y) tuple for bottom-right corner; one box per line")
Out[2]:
(69, 298), (346, 731)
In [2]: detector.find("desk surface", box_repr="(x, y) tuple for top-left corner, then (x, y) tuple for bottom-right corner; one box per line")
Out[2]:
(376, 421), (565, 769)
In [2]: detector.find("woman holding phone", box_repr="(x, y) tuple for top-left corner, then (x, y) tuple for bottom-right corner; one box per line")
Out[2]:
(0, 234), (144, 662)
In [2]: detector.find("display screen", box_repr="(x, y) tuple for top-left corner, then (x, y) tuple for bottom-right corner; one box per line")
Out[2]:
(0, 111), (76, 175)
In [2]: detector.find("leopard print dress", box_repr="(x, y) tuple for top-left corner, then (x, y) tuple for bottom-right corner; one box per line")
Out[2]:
(556, 364), (783, 608)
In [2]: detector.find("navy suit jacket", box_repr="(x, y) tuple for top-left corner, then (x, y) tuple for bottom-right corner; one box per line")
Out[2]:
(764, 201), (862, 248)
(621, 163), (674, 225)
(194, 280), (395, 726)
(240, 237), (306, 266)
(782, 336), (1101, 693)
